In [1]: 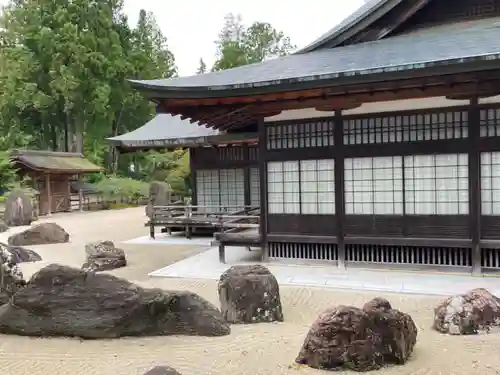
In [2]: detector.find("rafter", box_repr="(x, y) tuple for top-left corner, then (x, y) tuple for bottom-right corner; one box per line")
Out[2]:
(158, 77), (500, 130)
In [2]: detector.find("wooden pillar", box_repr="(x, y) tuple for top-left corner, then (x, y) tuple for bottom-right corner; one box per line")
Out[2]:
(243, 145), (251, 207)
(468, 97), (481, 275)
(334, 110), (346, 269)
(46, 173), (52, 216)
(66, 176), (71, 212)
(189, 148), (198, 206)
(258, 119), (269, 261)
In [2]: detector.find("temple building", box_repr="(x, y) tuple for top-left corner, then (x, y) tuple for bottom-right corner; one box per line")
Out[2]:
(127, 0), (500, 274)
(107, 114), (259, 212)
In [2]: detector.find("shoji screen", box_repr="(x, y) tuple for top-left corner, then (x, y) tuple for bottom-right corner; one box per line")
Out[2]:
(196, 170), (220, 213)
(344, 157), (403, 215)
(404, 154), (468, 215)
(219, 168), (245, 211)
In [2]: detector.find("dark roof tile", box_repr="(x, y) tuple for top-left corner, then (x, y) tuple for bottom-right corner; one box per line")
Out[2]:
(131, 17), (500, 93)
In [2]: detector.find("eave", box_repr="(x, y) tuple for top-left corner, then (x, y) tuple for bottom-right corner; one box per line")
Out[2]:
(130, 56), (500, 100)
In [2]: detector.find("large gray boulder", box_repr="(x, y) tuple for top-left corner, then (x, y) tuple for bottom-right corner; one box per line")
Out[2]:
(0, 243), (27, 305)
(433, 288), (500, 335)
(3, 189), (34, 227)
(146, 181), (171, 218)
(296, 298), (418, 372)
(218, 265), (284, 324)
(82, 240), (126, 272)
(7, 222), (69, 246)
(0, 264), (230, 338)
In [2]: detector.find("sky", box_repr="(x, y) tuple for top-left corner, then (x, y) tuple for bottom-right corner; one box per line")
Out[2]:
(122, 0), (366, 76)
(0, 0), (366, 77)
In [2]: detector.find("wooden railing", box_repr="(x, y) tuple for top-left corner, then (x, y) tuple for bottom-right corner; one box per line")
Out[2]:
(147, 204), (259, 239)
(214, 207), (260, 233)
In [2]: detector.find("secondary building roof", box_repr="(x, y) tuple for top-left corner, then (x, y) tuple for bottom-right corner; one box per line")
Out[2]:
(11, 150), (102, 174)
(130, 16), (500, 97)
(107, 114), (257, 150)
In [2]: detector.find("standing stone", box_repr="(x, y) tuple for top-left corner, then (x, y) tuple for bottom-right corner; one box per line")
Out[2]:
(3, 189), (34, 227)
(143, 366), (182, 375)
(296, 299), (417, 372)
(433, 288), (500, 335)
(82, 240), (127, 272)
(146, 181), (171, 218)
(7, 222), (69, 246)
(218, 265), (284, 324)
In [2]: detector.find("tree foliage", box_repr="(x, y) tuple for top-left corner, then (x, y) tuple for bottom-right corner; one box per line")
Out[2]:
(0, 4), (294, 200)
(212, 13), (296, 71)
(196, 58), (207, 74)
(0, 0), (176, 160)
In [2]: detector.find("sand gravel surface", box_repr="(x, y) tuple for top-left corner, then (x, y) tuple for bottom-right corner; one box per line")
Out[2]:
(0, 207), (498, 375)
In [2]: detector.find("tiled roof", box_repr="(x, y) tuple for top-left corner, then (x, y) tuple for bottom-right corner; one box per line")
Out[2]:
(131, 17), (500, 94)
(107, 114), (219, 148)
(11, 150), (102, 173)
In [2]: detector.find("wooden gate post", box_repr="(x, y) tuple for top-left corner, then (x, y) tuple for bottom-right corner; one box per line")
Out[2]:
(46, 174), (52, 216)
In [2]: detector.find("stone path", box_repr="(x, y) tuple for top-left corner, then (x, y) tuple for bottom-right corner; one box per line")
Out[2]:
(147, 243), (500, 296)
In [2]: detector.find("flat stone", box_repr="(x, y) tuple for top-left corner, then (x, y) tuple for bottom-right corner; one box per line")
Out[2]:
(143, 366), (182, 375)
(82, 240), (126, 272)
(0, 264), (230, 339)
(8, 222), (69, 246)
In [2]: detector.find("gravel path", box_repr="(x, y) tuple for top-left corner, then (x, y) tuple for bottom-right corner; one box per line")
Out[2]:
(0, 207), (497, 375)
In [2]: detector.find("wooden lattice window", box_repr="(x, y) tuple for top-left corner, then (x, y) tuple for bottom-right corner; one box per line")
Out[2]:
(480, 108), (500, 137)
(343, 110), (468, 145)
(250, 167), (260, 206)
(217, 147), (245, 161)
(266, 119), (334, 150)
(248, 146), (259, 161)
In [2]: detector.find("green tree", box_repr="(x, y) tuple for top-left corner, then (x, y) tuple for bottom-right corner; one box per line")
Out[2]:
(0, 0), (131, 153)
(0, 1), (178, 176)
(212, 13), (296, 71)
(196, 58), (207, 74)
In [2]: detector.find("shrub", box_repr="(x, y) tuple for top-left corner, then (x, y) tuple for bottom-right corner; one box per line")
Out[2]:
(95, 176), (149, 204)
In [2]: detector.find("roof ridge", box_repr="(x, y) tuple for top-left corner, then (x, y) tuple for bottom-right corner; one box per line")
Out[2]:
(11, 149), (85, 158)
(295, 0), (397, 54)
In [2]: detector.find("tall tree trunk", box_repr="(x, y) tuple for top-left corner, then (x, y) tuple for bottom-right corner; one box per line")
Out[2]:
(64, 110), (70, 152)
(110, 105), (124, 173)
(50, 124), (58, 151)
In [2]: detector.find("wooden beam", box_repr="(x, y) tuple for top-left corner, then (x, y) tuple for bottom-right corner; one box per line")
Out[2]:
(161, 70), (500, 108)
(164, 79), (500, 129)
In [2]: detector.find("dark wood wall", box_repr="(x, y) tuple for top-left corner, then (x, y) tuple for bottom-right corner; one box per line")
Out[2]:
(259, 100), (500, 269)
